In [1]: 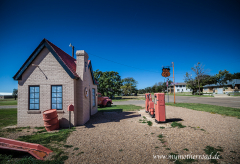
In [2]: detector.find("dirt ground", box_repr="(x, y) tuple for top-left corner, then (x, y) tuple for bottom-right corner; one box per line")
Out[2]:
(62, 106), (240, 164)
(2, 105), (239, 163)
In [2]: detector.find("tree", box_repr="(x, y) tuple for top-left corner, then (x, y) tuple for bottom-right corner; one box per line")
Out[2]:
(232, 72), (240, 79)
(138, 89), (146, 94)
(214, 70), (232, 86)
(145, 87), (152, 93)
(12, 89), (18, 100)
(152, 85), (157, 93)
(191, 62), (208, 95)
(93, 69), (122, 98)
(156, 85), (163, 92)
(121, 77), (138, 96)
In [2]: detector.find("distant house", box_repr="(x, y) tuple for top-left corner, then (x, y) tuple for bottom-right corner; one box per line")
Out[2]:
(168, 82), (191, 93)
(0, 94), (14, 99)
(203, 79), (240, 94)
(13, 39), (98, 127)
(0, 93), (14, 99)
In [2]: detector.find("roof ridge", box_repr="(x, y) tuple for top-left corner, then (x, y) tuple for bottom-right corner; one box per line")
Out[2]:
(45, 39), (78, 77)
(45, 39), (76, 61)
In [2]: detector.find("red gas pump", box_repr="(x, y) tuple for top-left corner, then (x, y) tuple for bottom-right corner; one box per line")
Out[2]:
(149, 101), (155, 117)
(154, 93), (166, 123)
(147, 94), (154, 117)
(145, 93), (151, 113)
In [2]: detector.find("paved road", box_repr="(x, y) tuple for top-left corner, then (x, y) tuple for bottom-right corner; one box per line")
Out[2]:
(0, 105), (17, 109)
(113, 95), (240, 108)
(1, 96), (239, 109)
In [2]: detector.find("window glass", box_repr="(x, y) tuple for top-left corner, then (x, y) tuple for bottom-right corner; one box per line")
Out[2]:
(92, 88), (96, 107)
(29, 86), (40, 110)
(52, 85), (62, 110)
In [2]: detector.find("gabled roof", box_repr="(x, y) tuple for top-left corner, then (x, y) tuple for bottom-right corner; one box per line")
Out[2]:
(13, 39), (98, 85)
(169, 82), (186, 86)
(13, 38), (79, 80)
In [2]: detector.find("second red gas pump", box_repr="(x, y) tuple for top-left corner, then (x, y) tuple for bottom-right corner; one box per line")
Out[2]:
(154, 93), (166, 123)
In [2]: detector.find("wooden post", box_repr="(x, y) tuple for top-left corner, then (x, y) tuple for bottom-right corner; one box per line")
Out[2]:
(172, 62), (175, 104)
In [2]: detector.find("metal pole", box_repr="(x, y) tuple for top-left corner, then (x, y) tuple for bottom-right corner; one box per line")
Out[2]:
(72, 46), (74, 58)
(69, 111), (71, 129)
(173, 62), (175, 104)
(167, 78), (169, 103)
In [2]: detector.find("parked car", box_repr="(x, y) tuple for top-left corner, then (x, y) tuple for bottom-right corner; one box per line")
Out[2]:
(98, 93), (112, 107)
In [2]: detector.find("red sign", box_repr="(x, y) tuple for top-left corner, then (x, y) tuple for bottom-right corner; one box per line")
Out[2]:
(162, 68), (170, 77)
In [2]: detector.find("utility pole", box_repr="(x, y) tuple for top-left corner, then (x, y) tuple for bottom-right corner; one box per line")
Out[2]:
(172, 62), (175, 104)
(167, 78), (169, 103)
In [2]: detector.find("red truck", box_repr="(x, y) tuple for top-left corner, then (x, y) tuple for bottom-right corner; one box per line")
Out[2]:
(98, 93), (113, 107)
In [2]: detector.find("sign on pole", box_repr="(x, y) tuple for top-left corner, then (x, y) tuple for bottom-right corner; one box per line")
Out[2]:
(162, 68), (170, 77)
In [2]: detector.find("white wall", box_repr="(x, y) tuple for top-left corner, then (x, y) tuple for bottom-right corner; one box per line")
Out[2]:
(175, 85), (191, 92)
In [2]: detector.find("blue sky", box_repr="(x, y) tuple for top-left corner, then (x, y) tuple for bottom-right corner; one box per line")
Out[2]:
(0, 0), (239, 92)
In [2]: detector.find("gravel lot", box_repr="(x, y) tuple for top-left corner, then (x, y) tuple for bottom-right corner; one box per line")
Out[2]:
(64, 106), (240, 164)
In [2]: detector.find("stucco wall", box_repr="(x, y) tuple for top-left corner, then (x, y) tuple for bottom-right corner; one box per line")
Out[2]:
(18, 47), (75, 127)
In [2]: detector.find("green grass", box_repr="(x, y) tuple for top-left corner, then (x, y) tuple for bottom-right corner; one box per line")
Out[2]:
(204, 146), (223, 163)
(34, 127), (45, 129)
(63, 145), (73, 148)
(0, 108), (17, 129)
(77, 152), (84, 156)
(228, 92), (240, 96)
(73, 147), (79, 151)
(147, 121), (152, 126)
(171, 122), (186, 128)
(18, 128), (75, 146)
(98, 105), (143, 112)
(16, 127), (75, 162)
(0, 98), (17, 106)
(166, 103), (240, 119)
(0, 154), (64, 164)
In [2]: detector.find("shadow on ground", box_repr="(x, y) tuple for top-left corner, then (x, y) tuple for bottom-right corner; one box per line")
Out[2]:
(84, 110), (141, 128)
(165, 118), (183, 123)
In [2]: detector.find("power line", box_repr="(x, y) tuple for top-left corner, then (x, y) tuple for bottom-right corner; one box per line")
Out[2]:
(88, 53), (161, 74)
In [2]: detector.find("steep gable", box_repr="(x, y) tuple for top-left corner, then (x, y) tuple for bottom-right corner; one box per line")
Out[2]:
(13, 39), (79, 80)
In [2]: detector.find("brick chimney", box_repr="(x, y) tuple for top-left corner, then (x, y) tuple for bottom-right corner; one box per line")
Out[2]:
(76, 50), (89, 79)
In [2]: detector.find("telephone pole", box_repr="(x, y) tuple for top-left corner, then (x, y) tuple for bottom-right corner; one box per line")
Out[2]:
(172, 62), (175, 104)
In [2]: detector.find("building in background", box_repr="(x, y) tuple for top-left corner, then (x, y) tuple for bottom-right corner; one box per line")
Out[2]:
(168, 82), (191, 93)
(203, 79), (240, 94)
